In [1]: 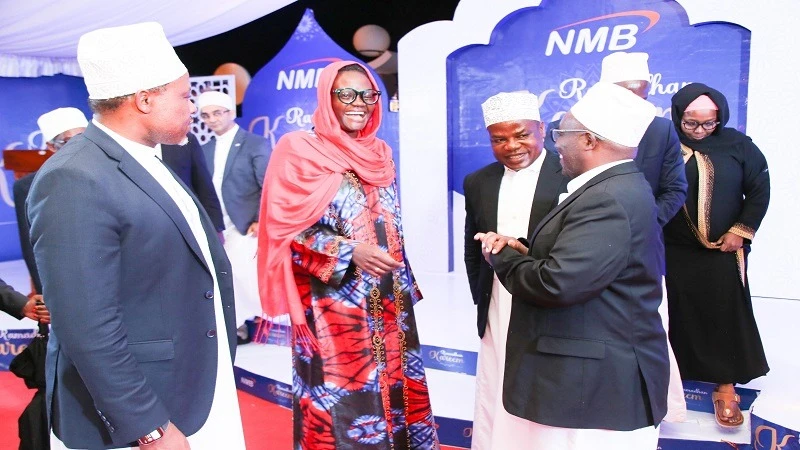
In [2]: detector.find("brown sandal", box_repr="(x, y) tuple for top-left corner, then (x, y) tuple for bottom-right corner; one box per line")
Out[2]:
(712, 390), (744, 428)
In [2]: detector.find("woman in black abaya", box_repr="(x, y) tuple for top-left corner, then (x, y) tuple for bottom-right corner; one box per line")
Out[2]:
(665, 83), (770, 428)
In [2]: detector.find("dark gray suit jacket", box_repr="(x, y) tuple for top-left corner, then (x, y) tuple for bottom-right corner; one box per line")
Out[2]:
(491, 162), (669, 430)
(202, 127), (270, 234)
(27, 123), (237, 448)
(162, 133), (224, 231)
(545, 117), (687, 226)
(13, 173), (41, 293)
(0, 277), (27, 319)
(463, 151), (568, 337)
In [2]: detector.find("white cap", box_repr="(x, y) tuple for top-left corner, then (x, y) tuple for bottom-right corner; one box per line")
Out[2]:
(197, 90), (235, 111)
(78, 22), (188, 100)
(37, 107), (89, 142)
(481, 91), (541, 127)
(570, 82), (656, 147)
(599, 52), (650, 83)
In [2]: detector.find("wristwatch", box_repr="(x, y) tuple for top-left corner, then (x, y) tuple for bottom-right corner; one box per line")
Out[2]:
(137, 421), (169, 445)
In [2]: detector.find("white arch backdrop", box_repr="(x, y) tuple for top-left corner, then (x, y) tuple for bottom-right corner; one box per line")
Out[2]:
(398, 0), (800, 302)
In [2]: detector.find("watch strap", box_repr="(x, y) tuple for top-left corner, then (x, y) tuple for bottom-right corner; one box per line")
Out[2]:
(137, 421), (169, 445)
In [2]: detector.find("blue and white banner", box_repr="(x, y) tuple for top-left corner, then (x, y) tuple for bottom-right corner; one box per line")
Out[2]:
(239, 8), (399, 172)
(234, 366), (293, 409)
(658, 439), (750, 449)
(751, 414), (800, 450)
(0, 328), (37, 370)
(421, 344), (478, 376)
(446, 0), (751, 262)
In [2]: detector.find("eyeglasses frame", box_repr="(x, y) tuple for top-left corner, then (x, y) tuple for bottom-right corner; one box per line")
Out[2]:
(331, 88), (382, 105)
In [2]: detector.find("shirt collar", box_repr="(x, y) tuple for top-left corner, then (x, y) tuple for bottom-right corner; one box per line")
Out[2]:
(215, 124), (239, 142)
(566, 159), (632, 194)
(93, 119), (159, 159)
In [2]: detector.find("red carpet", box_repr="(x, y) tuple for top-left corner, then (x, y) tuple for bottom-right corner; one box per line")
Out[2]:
(1, 371), (461, 449)
(0, 371), (35, 450)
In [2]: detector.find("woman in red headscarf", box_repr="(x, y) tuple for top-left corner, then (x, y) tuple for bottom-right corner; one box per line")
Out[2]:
(257, 61), (439, 449)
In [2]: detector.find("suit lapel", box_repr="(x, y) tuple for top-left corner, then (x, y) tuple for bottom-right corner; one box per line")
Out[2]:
(84, 125), (209, 271)
(528, 161), (639, 244)
(483, 163), (504, 233)
(202, 137), (215, 174)
(119, 157), (209, 272)
(223, 128), (245, 181)
(527, 151), (566, 236)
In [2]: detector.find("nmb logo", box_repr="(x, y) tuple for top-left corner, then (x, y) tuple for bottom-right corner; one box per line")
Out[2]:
(545, 10), (660, 56)
(276, 58), (340, 90)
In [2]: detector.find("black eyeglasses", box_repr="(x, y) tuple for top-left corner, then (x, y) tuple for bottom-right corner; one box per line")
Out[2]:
(332, 88), (381, 105)
(681, 120), (719, 131)
(200, 109), (230, 120)
(551, 128), (606, 142)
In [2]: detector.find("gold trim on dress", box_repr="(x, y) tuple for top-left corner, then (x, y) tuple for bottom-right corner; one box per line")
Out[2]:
(680, 144), (746, 287)
(729, 223), (755, 241)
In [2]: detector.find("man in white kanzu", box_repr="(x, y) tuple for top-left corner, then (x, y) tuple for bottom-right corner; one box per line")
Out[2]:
(463, 91), (568, 449)
(198, 91), (270, 342)
(27, 22), (245, 449)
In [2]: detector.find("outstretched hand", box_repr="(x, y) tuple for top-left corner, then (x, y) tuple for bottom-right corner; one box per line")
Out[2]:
(474, 232), (527, 264)
(352, 243), (403, 278)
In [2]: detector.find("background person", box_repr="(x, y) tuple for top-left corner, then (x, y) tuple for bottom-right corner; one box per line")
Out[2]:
(199, 90), (270, 341)
(14, 107), (88, 295)
(665, 83), (770, 428)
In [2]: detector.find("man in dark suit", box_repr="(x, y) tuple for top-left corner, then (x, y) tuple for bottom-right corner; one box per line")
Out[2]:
(546, 52), (688, 422)
(463, 91), (568, 448)
(27, 22), (244, 449)
(198, 90), (270, 338)
(478, 82), (669, 448)
(160, 133), (224, 232)
(14, 107), (88, 295)
(543, 52), (687, 227)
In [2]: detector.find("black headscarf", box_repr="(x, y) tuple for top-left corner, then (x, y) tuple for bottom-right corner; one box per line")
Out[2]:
(671, 82), (751, 152)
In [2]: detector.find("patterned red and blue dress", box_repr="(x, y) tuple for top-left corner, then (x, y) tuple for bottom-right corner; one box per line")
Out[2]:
(290, 171), (439, 449)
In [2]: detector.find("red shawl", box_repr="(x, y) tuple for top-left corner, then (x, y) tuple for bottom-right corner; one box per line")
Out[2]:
(256, 60), (395, 333)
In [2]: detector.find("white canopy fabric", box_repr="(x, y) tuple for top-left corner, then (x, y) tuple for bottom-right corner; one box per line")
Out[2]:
(0, 0), (297, 77)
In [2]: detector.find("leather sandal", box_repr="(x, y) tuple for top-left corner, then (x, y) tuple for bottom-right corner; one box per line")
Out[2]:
(712, 390), (744, 428)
